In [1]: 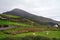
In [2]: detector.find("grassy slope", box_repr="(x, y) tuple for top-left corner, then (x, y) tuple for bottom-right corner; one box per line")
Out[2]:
(0, 14), (35, 27)
(0, 20), (33, 27)
(0, 14), (49, 28)
(15, 31), (60, 38)
(0, 31), (60, 40)
(0, 14), (60, 40)
(0, 14), (20, 18)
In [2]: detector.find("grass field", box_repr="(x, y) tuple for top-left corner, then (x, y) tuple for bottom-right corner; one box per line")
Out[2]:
(15, 31), (60, 38)
(0, 14), (20, 19)
(0, 14), (60, 40)
(0, 20), (33, 27)
(0, 31), (60, 39)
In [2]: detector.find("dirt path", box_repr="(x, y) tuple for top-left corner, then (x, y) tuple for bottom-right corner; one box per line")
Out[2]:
(0, 26), (14, 30)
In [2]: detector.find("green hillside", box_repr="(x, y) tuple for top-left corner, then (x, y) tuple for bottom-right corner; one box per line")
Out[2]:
(0, 14), (47, 28)
(0, 14), (34, 27)
(0, 31), (60, 40)
(0, 14), (59, 31)
(0, 14), (60, 40)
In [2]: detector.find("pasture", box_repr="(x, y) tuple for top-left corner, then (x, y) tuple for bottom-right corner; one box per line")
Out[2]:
(0, 31), (60, 40)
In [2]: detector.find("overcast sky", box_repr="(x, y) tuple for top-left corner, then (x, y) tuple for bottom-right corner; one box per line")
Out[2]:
(0, 0), (60, 21)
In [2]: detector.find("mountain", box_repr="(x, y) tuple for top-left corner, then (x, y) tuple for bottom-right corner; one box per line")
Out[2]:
(0, 9), (60, 40)
(3, 8), (60, 25)
(0, 8), (60, 34)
